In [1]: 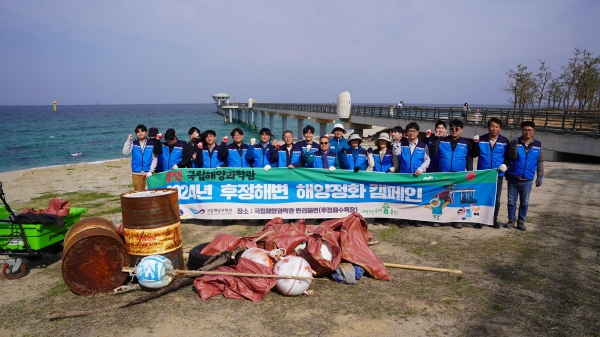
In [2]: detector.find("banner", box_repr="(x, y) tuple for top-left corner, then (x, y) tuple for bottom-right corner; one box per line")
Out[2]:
(147, 168), (498, 225)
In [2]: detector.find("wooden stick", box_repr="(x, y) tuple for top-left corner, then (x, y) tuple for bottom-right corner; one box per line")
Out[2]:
(122, 267), (325, 281)
(253, 229), (275, 242)
(383, 262), (462, 275)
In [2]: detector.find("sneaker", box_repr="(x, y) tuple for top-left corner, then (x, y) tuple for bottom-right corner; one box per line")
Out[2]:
(432, 222), (441, 227)
(413, 221), (422, 227)
(382, 221), (391, 226)
(473, 223), (482, 229)
(505, 220), (515, 229)
(398, 220), (408, 228)
(373, 221), (383, 226)
(452, 222), (462, 229)
(516, 220), (526, 231)
(492, 220), (500, 229)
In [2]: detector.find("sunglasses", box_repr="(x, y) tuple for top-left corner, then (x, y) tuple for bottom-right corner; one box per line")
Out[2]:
(450, 127), (461, 131)
(320, 142), (329, 145)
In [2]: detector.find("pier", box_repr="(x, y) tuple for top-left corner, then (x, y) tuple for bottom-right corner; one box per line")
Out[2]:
(218, 97), (600, 161)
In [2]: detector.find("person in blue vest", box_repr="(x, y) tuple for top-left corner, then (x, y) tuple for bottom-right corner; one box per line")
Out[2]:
(161, 128), (193, 171)
(339, 133), (368, 172)
(505, 121), (544, 231)
(148, 127), (163, 174)
(472, 117), (509, 229)
(429, 119), (473, 229)
(425, 120), (447, 173)
(185, 127), (201, 168)
(304, 136), (337, 170)
(277, 130), (303, 168)
(217, 127), (251, 168)
(194, 129), (226, 168)
(391, 126), (404, 158)
(367, 133), (398, 173)
(398, 122), (430, 228)
(329, 123), (349, 168)
(246, 128), (278, 170)
(291, 125), (319, 167)
(122, 124), (158, 191)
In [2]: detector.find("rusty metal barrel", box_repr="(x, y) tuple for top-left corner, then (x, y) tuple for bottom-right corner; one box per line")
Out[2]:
(62, 217), (130, 296)
(120, 189), (184, 270)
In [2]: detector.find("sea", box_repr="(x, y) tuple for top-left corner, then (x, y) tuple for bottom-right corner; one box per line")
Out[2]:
(0, 104), (340, 173)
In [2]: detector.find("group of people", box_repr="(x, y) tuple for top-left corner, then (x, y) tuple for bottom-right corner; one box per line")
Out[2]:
(123, 117), (543, 231)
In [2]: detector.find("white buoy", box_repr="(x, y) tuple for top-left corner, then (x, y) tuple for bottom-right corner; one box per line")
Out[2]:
(273, 256), (314, 296)
(337, 91), (351, 119)
(241, 248), (274, 269)
(135, 255), (174, 289)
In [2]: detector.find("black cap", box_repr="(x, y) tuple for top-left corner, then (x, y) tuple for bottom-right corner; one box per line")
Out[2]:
(165, 128), (176, 141)
(148, 127), (159, 136)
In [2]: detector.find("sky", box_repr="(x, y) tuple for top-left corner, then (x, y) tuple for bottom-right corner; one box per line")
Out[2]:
(1, 0), (599, 106)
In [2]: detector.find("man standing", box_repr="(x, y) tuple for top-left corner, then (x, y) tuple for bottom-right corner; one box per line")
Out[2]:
(277, 130), (300, 168)
(391, 126), (404, 158)
(472, 117), (509, 229)
(195, 130), (226, 168)
(305, 136), (337, 170)
(122, 124), (158, 191)
(246, 128), (278, 169)
(505, 121), (544, 231)
(329, 123), (349, 168)
(148, 127), (163, 174)
(219, 128), (250, 168)
(431, 119), (473, 229)
(291, 125), (319, 167)
(186, 127), (201, 168)
(161, 128), (193, 171)
(398, 122), (430, 228)
(425, 120), (447, 173)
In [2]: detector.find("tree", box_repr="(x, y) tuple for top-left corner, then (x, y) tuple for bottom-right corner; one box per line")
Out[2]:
(502, 64), (536, 109)
(535, 60), (552, 109)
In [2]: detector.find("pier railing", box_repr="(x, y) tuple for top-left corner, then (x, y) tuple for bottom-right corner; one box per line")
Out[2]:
(230, 103), (600, 136)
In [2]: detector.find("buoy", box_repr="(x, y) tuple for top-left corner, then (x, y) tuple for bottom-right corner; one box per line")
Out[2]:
(273, 256), (314, 296)
(135, 255), (174, 289)
(53, 100), (57, 113)
(241, 248), (274, 269)
(320, 241), (333, 262)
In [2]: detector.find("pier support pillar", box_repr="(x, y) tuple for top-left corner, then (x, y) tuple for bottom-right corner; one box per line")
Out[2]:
(314, 118), (336, 138)
(269, 113), (275, 133)
(228, 109), (233, 124)
(261, 112), (266, 129)
(294, 116), (310, 138)
(279, 113), (292, 136)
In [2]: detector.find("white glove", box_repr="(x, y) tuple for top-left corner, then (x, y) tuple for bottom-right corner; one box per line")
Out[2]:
(264, 165), (271, 172)
(388, 167), (396, 173)
(250, 138), (256, 145)
(145, 171), (153, 178)
(328, 166), (335, 172)
(473, 135), (480, 143)
(172, 165), (178, 170)
(306, 144), (312, 152)
(498, 164), (507, 172)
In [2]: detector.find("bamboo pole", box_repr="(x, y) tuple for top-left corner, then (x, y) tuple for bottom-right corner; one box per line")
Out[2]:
(383, 262), (462, 275)
(122, 267), (326, 281)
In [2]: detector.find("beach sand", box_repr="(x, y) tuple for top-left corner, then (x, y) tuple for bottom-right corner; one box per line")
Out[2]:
(1, 159), (599, 336)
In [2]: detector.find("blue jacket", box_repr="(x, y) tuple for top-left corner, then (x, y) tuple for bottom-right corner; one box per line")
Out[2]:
(291, 141), (318, 167)
(437, 137), (471, 172)
(223, 143), (251, 168)
(161, 140), (186, 171)
(399, 139), (427, 174)
(278, 146), (301, 167)
(131, 139), (156, 173)
(507, 139), (542, 180)
(476, 134), (509, 177)
(246, 142), (278, 168)
(307, 150), (337, 169)
(330, 136), (349, 168)
(201, 147), (224, 168)
(339, 147), (368, 171)
(373, 148), (394, 172)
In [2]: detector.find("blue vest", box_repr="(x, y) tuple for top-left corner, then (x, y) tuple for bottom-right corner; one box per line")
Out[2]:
(329, 137), (349, 154)
(310, 150), (336, 168)
(507, 139), (542, 180)
(162, 140), (185, 171)
(278, 147), (301, 167)
(438, 137), (469, 172)
(226, 144), (250, 168)
(291, 141), (318, 167)
(399, 139), (427, 173)
(373, 148), (393, 172)
(202, 147), (224, 168)
(340, 148), (367, 171)
(477, 134), (509, 177)
(131, 139), (155, 173)
(248, 143), (277, 168)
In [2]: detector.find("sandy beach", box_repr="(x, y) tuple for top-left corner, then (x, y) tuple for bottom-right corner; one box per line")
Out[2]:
(1, 159), (599, 336)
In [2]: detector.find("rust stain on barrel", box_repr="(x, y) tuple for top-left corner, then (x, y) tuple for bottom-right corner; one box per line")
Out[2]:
(62, 222), (129, 296)
(120, 189), (184, 270)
